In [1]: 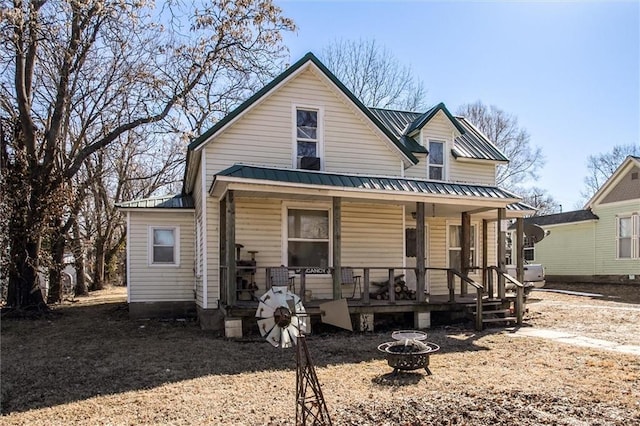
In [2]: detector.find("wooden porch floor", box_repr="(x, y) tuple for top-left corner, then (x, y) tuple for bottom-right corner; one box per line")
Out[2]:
(226, 294), (487, 318)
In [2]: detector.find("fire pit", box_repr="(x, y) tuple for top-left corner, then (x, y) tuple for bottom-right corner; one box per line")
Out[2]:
(378, 330), (440, 375)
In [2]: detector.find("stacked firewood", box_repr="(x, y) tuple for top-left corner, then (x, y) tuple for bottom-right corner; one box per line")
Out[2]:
(370, 275), (417, 300)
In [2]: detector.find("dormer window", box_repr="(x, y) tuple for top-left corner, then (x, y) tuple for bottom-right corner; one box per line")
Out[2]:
(428, 140), (445, 180)
(295, 107), (322, 170)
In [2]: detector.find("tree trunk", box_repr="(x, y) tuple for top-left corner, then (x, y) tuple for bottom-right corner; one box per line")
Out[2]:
(71, 220), (88, 296)
(92, 239), (105, 291)
(47, 226), (65, 304)
(6, 234), (47, 310)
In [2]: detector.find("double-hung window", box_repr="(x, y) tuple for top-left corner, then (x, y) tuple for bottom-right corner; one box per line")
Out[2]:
(523, 236), (535, 261)
(448, 224), (476, 271)
(287, 208), (329, 269)
(618, 214), (639, 259)
(296, 108), (320, 169)
(428, 140), (445, 180)
(150, 227), (179, 265)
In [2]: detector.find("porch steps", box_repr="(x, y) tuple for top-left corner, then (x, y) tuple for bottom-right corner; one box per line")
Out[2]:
(465, 300), (517, 327)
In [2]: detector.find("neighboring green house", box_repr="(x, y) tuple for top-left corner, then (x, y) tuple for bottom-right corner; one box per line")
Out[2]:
(522, 156), (640, 284)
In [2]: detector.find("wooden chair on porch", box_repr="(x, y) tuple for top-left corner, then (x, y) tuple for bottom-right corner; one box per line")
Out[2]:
(341, 267), (361, 299)
(270, 266), (296, 293)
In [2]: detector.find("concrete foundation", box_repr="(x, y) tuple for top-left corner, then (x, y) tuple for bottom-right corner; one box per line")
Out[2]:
(358, 313), (375, 332)
(414, 311), (431, 329)
(225, 318), (243, 338)
(196, 306), (225, 331)
(129, 301), (196, 320)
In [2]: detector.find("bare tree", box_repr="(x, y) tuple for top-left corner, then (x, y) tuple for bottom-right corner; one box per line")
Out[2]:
(321, 39), (428, 111)
(457, 101), (544, 190)
(0, 0), (294, 310)
(515, 186), (561, 216)
(581, 143), (640, 202)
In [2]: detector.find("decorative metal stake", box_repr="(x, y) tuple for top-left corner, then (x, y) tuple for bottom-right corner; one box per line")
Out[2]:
(296, 335), (332, 426)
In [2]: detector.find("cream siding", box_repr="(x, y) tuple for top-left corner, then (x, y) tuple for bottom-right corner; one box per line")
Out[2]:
(215, 196), (405, 300)
(193, 166), (204, 307)
(593, 202), (640, 275)
(404, 154), (427, 179)
(128, 211), (195, 302)
(449, 161), (497, 185)
(206, 196), (220, 308)
(425, 217), (491, 295)
(533, 222), (596, 276)
(203, 68), (401, 190)
(419, 111), (456, 181)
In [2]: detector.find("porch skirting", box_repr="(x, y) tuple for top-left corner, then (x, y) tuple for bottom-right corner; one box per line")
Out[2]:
(129, 301), (197, 320)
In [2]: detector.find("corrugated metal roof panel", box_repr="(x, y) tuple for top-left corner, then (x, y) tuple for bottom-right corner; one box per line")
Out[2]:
(453, 117), (509, 162)
(116, 194), (194, 209)
(217, 164), (518, 201)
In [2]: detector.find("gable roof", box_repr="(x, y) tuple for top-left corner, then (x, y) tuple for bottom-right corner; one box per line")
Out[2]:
(370, 106), (509, 162)
(508, 210), (599, 229)
(405, 102), (467, 135)
(187, 52), (418, 164)
(213, 164), (520, 202)
(585, 155), (640, 208)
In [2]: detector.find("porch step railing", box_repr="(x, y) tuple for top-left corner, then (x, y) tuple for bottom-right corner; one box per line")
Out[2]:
(487, 266), (525, 326)
(445, 269), (484, 331)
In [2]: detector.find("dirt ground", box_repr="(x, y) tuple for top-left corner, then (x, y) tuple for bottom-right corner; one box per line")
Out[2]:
(2, 283), (639, 425)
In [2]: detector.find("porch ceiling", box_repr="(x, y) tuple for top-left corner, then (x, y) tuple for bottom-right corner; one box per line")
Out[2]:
(210, 164), (532, 217)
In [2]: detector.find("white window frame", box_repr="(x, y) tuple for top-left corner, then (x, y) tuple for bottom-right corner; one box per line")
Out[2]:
(617, 213), (639, 259)
(148, 226), (180, 267)
(292, 104), (324, 170)
(427, 139), (446, 181)
(523, 235), (535, 262)
(446, 221), (478, 275)
(282, 202), (332, 273)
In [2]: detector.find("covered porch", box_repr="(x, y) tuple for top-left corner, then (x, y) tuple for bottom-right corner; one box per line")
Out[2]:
(212, 165), (533, 331)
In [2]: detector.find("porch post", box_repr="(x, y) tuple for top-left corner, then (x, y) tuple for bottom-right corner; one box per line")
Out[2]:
(225, 190), (236, 306)
(461, 211), (471, 296)
(497, 208), (506, 298)
(516, 217), (525, 283)
(332, 197), (341, 300)
(482, 219), (489, 296)
(416, 202), (426, 302)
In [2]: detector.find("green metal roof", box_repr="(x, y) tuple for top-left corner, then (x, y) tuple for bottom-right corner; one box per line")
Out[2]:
(452, 117), (509, 162)
(214, 164), (520, 201)
(187, 52), (418, 164)
(116, 194), (194, 209)
(370, 106), (509, 162)
(405, 103), (467, 135)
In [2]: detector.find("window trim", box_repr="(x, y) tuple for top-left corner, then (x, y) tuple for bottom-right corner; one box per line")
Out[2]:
(148, 226), (180, 267)
(292, 104), (324, 170)
(427, 139), (446, 181)
(617, 213), (639, 259)
(446, 221), (478, 275)
(282, 202), (332, 273)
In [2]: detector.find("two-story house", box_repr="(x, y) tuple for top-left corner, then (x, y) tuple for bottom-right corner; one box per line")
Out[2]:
(117, 53), (534, 334)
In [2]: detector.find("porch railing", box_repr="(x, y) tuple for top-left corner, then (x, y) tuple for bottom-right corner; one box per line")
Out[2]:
(487, 266), (524, 326)
(445, 269), (484, 331)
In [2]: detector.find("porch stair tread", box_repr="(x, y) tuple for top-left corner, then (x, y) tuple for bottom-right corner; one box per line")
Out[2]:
(472, 309), (511, 315)
(482, 316), (517, 323)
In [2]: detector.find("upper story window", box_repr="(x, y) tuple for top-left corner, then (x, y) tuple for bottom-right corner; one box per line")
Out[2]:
(150, 227), (179, 266)
(428, 140), (445, 180)
(618, 214), (639, 259)
(524, 236), (536, 261)
(295, 107), (322, 170)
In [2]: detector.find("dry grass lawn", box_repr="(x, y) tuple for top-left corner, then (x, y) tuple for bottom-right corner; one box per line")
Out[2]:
(2, 284), (639, 425)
